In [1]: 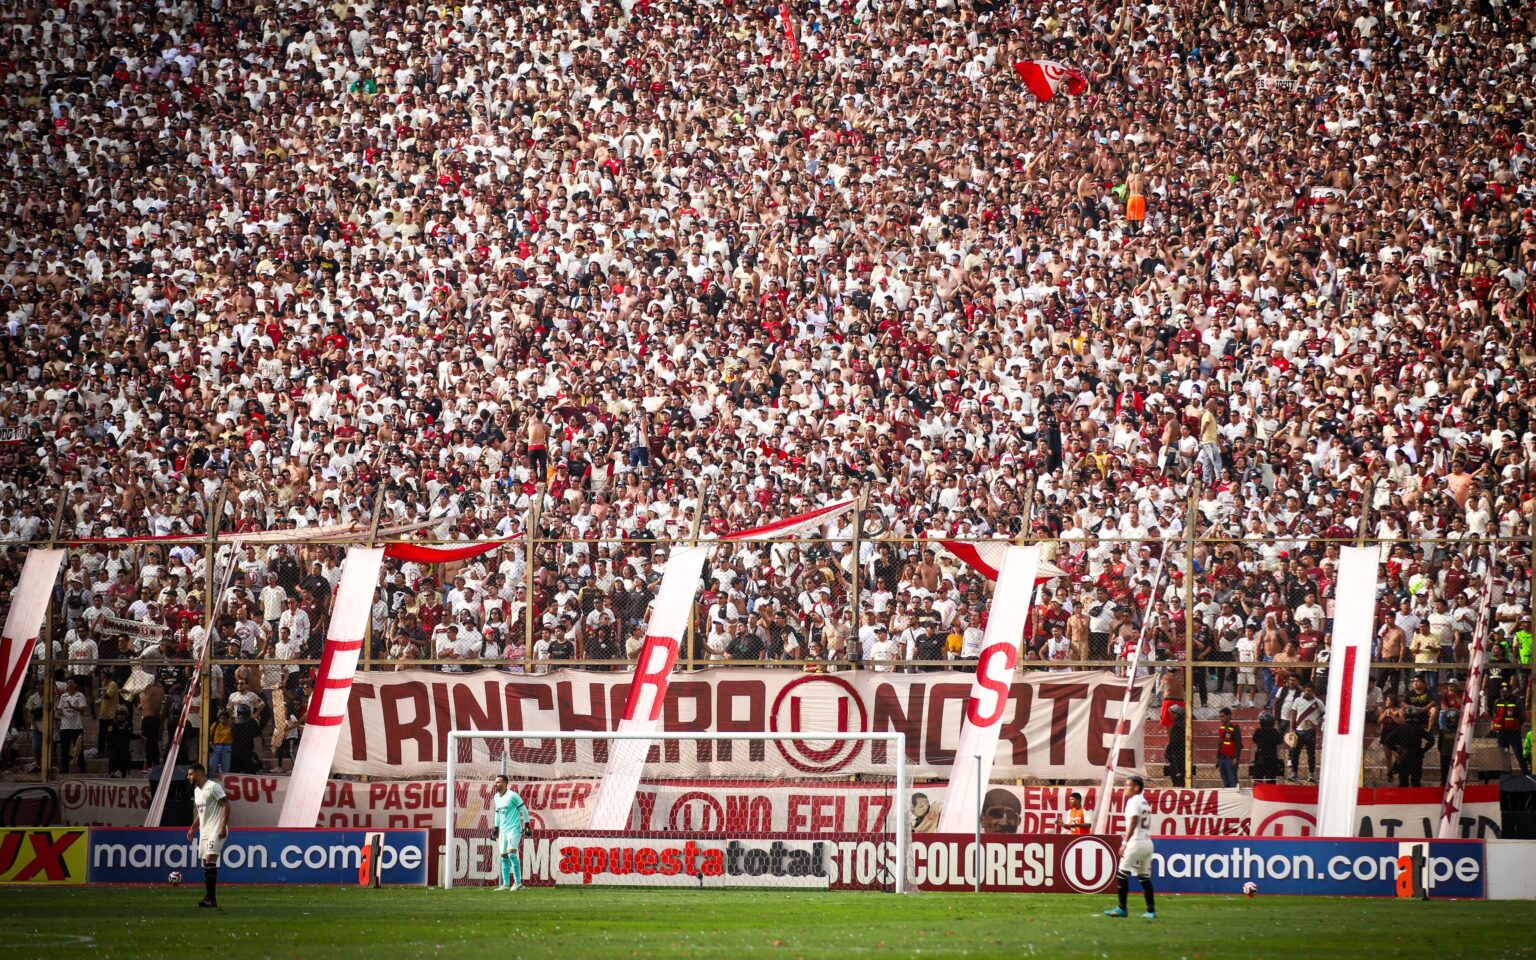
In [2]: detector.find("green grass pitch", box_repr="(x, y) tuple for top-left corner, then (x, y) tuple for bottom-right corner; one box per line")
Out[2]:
(5, 887), (1532, 959)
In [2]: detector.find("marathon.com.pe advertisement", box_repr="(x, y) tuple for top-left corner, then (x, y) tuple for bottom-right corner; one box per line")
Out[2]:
(88, 828), (429, 885)
(1148, 837), (1485, 898)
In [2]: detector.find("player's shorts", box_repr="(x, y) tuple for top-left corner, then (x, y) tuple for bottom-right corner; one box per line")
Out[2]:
(200, 835), (225, 860)
(497, 830), (523, 857)
(1119, 839), (1154, 877)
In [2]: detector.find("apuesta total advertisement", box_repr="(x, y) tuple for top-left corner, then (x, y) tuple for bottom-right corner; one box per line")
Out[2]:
(494, 832), (1123, 893)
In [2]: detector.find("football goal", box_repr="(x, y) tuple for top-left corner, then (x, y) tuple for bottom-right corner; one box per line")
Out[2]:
(443, 729), (911, 892)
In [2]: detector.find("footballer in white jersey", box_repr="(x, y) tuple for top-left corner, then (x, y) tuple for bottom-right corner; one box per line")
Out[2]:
(186, 763), (229, 908)
(1105, 775), (1157, 919)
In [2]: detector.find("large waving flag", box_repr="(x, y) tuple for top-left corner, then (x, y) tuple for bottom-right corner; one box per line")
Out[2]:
(936, 539), (1066, 582)
(1013, 60), (1086, 101)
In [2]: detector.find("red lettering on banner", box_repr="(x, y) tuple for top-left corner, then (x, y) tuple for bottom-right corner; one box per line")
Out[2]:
(924, 682), (969, 766)
(967, 643), (1017, 726)
(871, 683), (924, 763)
(557, 680), (610, 763)
(997, 683), (1034, 764)
(663, 681), (713, 763)
(381, 682), (432, 766)
(622, 635), (679, 722)
(714, 679), (767, 764)
(306, 639), (364, 725)
(1038, 682), (1089, 765)
(432, 681), (454, 761)
(451, 680), (505, 745)
(1088, 682), (1141, 768)
(347, 682), (377, 760)
(0, 637), (37, 718)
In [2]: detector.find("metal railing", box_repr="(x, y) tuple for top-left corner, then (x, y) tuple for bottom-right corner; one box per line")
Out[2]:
(3, 505), (1532, 788)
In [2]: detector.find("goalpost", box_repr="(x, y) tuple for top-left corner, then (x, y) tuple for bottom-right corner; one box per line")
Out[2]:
(444, 730), (910, 893)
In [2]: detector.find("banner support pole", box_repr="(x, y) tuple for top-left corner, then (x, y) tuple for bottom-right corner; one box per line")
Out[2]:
(1355, 480), (1374, 788)
(849, 485), (867, 668)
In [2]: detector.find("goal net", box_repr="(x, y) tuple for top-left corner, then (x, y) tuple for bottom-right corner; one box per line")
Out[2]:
(444, 730), (911, 892)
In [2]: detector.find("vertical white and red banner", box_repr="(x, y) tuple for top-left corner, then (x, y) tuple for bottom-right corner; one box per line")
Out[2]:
(937, 545), (1040, 834)
(589, 499), (857, 829)
(779, 2), (800, 63)
(0, 549), (66, 748)
(1438, 568), (1497, 838)
(1315, 545), (1381, 836)
(278, 547), (385, 827)
(586, 544), (711, 829)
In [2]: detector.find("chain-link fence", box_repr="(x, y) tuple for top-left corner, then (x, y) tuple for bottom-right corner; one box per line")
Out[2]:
(2, 522), (1532, 791)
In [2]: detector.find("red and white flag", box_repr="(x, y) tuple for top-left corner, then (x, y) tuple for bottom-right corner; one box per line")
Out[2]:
(279, 547), (385, 827)
(936, 539), (1067, 582)
(1012, 60), (1086, 101)
(1438, 567), (1497, 838)
(722, 498), (855, 541)
(0, 549), (66, 751)
(779, 2), (800, 63)
(1314, 546), (1381, 837)
(937, 545), (1041, 834)
(383, 539), (513, 564)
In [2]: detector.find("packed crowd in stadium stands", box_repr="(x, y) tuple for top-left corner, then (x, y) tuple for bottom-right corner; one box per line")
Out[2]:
(0, 0), (1532, 780)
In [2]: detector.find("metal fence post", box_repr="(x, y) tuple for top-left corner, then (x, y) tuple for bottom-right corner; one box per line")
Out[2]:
(1183, 484), (1198, 789)
(973, 752), (983, 893)
(39, 495), (67, 780)
(523, 493), (542, 673)
(199, 490), (228, 772)
(849, 486), (867, 668)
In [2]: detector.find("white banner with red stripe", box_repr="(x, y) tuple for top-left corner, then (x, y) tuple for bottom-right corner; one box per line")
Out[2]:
(278, 547), (384, 828)
(1315, 545), (1381, 837)
(937, 545), (1040, 833)
(587, 545), (711, 829)
(589, 500), (858, 829)
(0, 549), (66, 750)
(1438, 566), (1497, 838)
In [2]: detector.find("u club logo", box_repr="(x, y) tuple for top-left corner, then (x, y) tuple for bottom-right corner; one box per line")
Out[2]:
(1061, 836), (1118, 893)
(768, 675), (870, 774)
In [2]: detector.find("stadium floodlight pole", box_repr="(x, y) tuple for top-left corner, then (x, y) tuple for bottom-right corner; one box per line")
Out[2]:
(443, 730), (907, 892)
